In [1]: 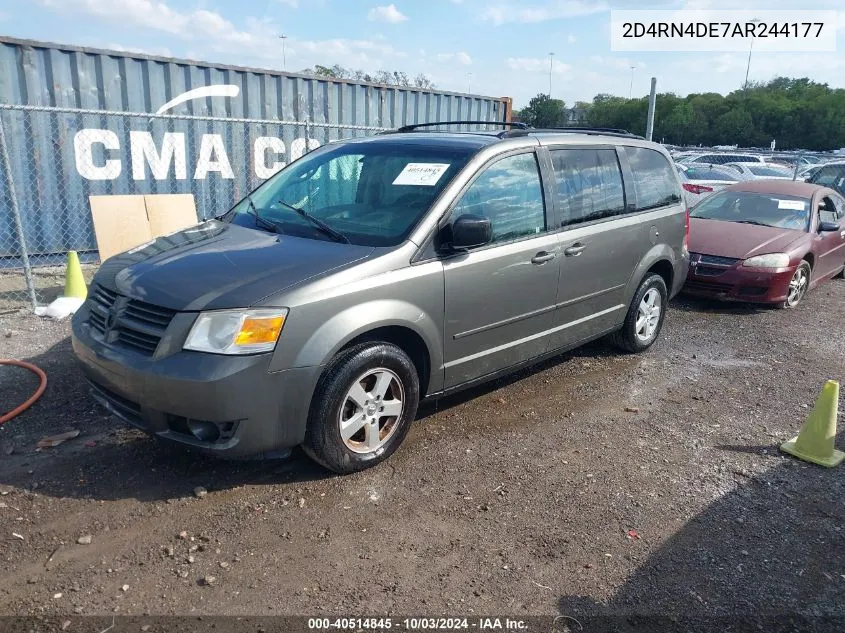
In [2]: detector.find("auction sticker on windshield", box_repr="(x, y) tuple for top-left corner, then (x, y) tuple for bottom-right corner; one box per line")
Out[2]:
(393, 163), (450, 186)
(777, 199), (807, 211)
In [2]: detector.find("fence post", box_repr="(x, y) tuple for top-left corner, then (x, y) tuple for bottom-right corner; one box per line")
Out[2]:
(0, 110), (37, 311)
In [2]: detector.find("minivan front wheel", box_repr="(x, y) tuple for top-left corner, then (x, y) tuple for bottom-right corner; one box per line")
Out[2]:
(303, 342), (420, 474)
(612, 273), (668, 353)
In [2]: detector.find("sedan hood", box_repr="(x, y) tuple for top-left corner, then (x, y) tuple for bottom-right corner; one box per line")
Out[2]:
(94, 220), (375, 311)
(688, 218), (805, 260)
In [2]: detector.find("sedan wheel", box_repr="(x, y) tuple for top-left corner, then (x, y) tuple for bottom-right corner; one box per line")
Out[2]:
(783, 262), (810, 308)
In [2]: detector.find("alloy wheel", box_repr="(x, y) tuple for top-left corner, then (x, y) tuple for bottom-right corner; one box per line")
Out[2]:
(635, 288), (662, 342)
(338, 368), (405, 454)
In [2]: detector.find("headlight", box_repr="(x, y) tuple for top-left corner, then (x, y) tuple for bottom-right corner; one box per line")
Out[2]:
(184, 308), (288, 355)
(742, 253), (790, 268)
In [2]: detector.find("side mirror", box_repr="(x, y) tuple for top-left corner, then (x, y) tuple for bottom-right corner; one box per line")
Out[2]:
(818, 220), (841, 232)
(451, 214), (492, 249)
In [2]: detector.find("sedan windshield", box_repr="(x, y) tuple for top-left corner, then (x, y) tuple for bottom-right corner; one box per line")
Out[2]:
(690, 191), (811, 230)
(226, 142), (472, 246)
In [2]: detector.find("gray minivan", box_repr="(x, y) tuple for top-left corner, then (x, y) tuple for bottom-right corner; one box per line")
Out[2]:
(71, 123), (690, 473)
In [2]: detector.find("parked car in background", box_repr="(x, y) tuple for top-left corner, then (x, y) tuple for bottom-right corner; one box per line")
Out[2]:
(797, 164), (825, 182)
(676, 164), (746, 207)
(684, 181), (845, 308)
(807, 162), (845, 196)
(768, 155), (815, 169)
(71, 123), (689, 474)
(722, 162), (794, 180)
(680, 153), (765, 165)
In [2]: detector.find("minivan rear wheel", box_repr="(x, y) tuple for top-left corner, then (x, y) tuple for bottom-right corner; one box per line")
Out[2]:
(303, 342), (420, 474)
(611, 273), (668, 353)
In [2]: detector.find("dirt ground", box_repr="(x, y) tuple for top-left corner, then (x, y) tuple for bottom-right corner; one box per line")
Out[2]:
(1, 281), (844, 630)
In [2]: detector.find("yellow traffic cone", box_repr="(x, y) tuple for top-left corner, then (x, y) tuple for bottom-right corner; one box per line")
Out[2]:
(63, 250), (88, 300)
(780, 380), (844, 468)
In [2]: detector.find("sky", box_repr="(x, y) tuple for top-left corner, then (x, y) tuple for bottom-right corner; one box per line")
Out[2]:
(1, 0), (844, 108)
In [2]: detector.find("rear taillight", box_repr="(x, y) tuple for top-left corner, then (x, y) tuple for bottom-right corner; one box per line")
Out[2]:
(683, 207), (690, 251)
(682, 183), (714, 194)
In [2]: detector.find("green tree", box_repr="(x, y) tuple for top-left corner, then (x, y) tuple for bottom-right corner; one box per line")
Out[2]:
(519, 94), (567, 128)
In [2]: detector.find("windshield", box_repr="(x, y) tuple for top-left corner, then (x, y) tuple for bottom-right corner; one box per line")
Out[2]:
(747, 165), (790, 177)
(690, 191), (810, 230)
(225, 142), (472, 246)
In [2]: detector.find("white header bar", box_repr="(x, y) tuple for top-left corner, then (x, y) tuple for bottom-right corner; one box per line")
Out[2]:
(610, 10), (837, 52)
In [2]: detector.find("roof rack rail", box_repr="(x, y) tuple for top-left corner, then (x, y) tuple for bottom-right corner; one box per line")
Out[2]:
(394, 120), (530, 133)
(516, 126), (644, 139)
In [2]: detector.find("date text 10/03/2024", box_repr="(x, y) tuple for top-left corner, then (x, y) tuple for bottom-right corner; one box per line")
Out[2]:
(307, 618), (530, 630)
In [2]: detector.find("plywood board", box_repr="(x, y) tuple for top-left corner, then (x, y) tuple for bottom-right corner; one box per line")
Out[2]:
(144, 194), (198, 237)
(88, 195), (152, 261)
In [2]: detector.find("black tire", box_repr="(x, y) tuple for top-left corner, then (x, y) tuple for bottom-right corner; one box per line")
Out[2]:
(611, 273), (668, 353)
(303, 342), (420, 474)
(778, 261), (811, 309)
(835, 262), (844, 279)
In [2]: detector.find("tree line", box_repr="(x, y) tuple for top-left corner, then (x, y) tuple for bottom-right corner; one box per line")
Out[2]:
(301, 64), (436, 89)
(514, 78), (845, 151)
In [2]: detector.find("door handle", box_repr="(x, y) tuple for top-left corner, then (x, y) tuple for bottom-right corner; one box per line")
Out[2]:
(564, 243), (586, 257)
(531, 251), (556, 265)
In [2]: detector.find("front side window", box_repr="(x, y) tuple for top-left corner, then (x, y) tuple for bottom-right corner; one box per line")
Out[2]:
(227, 142), (472, 246)
(819, 197), (840, 224)
(452, 153), (546, 244)
(551, 148), (625, 226)
(625, 147), (682, 211)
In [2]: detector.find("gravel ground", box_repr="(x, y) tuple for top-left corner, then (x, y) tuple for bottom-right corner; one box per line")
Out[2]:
(1, 282), (844, 630)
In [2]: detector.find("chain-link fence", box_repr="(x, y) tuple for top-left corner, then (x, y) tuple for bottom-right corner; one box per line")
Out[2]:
(0, 103), (388, 311)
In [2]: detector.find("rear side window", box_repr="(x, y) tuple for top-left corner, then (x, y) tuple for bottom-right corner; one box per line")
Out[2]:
(452, 152), (546, 244)
(550, 148), (625, 226)
(625, 147), (682, 210)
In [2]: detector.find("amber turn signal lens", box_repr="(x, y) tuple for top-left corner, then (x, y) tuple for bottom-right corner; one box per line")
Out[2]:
(234, 315), (285, 346)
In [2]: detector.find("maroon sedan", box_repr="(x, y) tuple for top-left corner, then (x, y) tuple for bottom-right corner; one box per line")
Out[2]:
(684, 180), (845, 307)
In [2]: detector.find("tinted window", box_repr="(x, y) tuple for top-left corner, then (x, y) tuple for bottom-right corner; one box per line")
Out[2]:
(551, 148), (625, 226)
(229, 142), (471, 246)
(625, 147), (682, 210)
(452, 153), (546, 244)
(809, 165), (845, 194)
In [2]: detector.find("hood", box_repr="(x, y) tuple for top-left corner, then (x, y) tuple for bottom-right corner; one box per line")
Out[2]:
(94, 220), (375, 311)
(688, 218), (806, 260)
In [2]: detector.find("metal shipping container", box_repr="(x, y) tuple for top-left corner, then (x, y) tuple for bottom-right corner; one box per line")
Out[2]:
(0, 36), (512, 264)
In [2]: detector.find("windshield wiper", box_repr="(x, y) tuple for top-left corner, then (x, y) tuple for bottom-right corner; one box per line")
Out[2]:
(277, 199), (350, 244)
(243, 194), (283, 234)
(733, 220), (773, 227)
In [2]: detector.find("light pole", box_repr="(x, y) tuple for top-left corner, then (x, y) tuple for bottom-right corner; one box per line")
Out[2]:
(743, 18), (762, 92)
(467, 73), (472, 93)
(279, 34), (288, 71)
(629, 65), (636, 99)
(548, 52), (555, 97)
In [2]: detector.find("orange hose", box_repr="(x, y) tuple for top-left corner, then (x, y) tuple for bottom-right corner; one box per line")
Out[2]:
(0, 360), (47, 424)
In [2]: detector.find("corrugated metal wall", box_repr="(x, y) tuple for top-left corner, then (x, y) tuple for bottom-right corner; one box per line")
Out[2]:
(0, 36), (512, 261)
(0, 37), (509, 130)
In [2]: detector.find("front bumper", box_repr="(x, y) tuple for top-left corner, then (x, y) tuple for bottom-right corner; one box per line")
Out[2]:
(71, 304), (321, 459)
(683, 261), (795, 304)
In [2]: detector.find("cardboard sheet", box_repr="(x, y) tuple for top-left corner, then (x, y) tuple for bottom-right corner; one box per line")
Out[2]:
(88, 194), (198, 261)
(88, 195), (151, 262)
